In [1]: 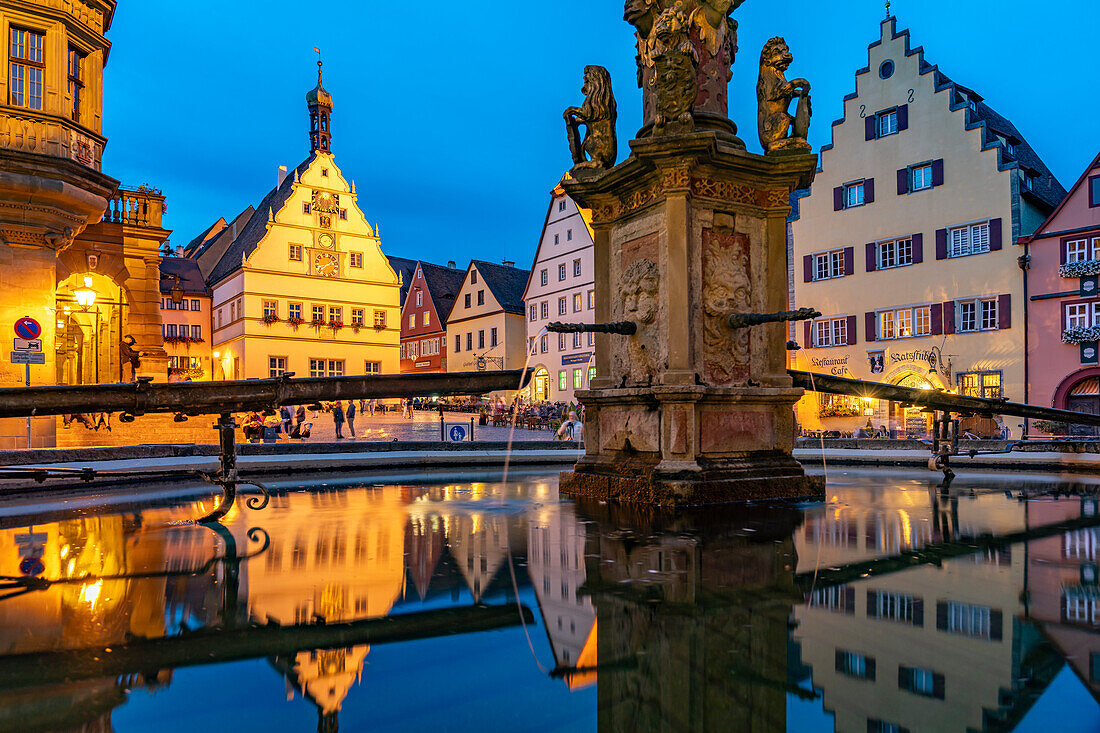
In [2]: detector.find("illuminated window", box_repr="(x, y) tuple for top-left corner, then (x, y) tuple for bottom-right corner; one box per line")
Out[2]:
(423, 311), (430, 327)
(957, 371), (1002, 399)
(588, 366), (596, 383)
(573, 369), (583, 388)
(559, 371), (567, 390)
(588, 290), (595, 309)
(529, 305), (537, 321)
(573, 293), (582, 312)
(9, 28), (44, 110)
(415, 290), (423, 306)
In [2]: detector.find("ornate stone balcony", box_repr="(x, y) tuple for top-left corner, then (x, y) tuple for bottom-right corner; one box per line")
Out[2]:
(0, 110), (106, 172)
(102, 185), (166, 229)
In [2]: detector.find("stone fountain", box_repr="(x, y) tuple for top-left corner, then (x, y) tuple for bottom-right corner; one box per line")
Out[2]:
(557, 1), (824, 505)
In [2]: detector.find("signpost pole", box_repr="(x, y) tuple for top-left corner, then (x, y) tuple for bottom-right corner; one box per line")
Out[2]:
(24, 363), (30, 449)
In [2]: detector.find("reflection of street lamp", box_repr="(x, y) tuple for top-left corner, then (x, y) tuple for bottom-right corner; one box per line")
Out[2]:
(72, 276), (97, 310)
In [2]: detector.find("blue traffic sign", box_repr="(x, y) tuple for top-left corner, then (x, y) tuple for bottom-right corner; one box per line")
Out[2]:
(448, 425), (468, 442)
(14, 317), (40, 340)
(19, 556), (44, 577)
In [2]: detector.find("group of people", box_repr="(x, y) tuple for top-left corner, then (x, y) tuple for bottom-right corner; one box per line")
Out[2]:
(62, 412), (111, 431)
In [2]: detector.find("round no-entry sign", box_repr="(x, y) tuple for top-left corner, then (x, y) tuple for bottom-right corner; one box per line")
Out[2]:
(19, 556), (44, 577)
(15, 317), (40, 340)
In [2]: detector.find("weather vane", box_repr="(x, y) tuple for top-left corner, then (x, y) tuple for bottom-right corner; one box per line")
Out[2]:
(314, 46), (322, 71)
(885, 0), (891, 18)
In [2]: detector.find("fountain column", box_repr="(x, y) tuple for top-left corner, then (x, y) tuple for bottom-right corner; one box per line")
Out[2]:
(560, 6), (823, 504)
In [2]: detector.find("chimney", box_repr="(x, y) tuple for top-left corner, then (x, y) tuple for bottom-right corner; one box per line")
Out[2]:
(277, 165), (288, 187)
(502, 260), (515, 268)
(447, 260), (456, 269)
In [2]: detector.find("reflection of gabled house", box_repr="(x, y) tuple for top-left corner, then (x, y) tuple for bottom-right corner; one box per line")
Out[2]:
(792, 487), (1068, 732)
(405, 516), (445, 601)
(447, 514), (510, 602)
(527, 504), (597, 689)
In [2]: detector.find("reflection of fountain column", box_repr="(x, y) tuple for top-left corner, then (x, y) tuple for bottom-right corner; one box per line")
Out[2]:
(575, 502), (802, 732)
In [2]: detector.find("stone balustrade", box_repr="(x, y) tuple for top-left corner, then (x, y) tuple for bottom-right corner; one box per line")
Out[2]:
(102, 186), (165, 229)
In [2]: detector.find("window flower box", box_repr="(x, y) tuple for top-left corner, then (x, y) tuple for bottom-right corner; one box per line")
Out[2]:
(287, 316), (304, 329)
(1063, 326), (1100, 344)
(328, 320), (344, 331)
(310, 318), (327, 328)
(262, 314), (280, 325)
(1060, 260), (1100, 278)
(818, 403), (861, 418)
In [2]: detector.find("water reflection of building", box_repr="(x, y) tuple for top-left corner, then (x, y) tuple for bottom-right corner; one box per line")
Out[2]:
(575, 503), (802, 733)
(1025, 497), (1100, 701)
(794, 485), (1080, 731)
(527, 502), (596, 687)
(238, 489), (406, 729)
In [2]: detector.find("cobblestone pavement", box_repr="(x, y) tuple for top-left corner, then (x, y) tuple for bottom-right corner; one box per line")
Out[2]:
(283, 409), (560, 443)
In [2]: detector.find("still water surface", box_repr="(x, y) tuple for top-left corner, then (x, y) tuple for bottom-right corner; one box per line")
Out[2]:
(2, 469), (1099, 732)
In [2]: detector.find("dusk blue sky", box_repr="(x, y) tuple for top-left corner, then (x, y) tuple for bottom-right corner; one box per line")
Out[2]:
(102, 1), (1098, 269)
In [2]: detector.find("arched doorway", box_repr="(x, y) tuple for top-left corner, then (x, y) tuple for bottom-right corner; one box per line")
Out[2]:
(1064, 376), (1100, 436)
(533, 368), (550, 402)
(55, 273), (128, 385)
(891, 371), (935, 438)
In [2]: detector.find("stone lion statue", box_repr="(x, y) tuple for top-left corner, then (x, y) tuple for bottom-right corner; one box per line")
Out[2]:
(757, 37), (812, 153)
(564, 65), (618, 171)
(617, 258), (661, 386)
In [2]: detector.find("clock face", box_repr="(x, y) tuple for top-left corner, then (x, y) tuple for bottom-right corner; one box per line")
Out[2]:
(314, 252), (339, 278)
(317, 233), (335, 249)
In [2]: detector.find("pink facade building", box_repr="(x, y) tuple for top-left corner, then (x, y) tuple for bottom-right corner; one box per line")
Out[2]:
(1024, 153), (1100, 433)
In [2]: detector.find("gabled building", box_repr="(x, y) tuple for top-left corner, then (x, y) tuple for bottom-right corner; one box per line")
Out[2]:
(1023, 152), (1100, 433)
(445, 260), (530, 382)
(522, 181), (596, 404)
(203, 64), (400, 381)
(790, 16), (1065, 438)
(159, 255), (211, 381)
(400, 260), (464, 373)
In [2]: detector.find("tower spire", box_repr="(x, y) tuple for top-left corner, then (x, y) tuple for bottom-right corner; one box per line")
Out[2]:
(306, 50), (332, 153)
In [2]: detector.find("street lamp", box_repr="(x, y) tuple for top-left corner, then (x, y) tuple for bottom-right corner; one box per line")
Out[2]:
(168, 275), (185, 306)
(72, 276), (97, 310)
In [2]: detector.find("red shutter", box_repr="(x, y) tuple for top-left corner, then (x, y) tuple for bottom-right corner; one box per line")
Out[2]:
(864, 178), (875, 204)
(833, 186), (844, 211)
(943, 301), (956, 334)
(912, 233), (924, 263)
(935, 228), (948, 259)
(804, 320), (813, 349)
(897, 168), (909, 195)
(866, 242), (877, 272)
(803, 255), (813, 282)
(865, 312), (877, 342)
(989, 218), (1003, 251)
(865, 115), (877, 140)
(846, 315), (857, 345)
(998, 294), (1011, 329)
(843, 247), (854, 276)
(930, 303), (943, 335)
(932, 158), (945, 187)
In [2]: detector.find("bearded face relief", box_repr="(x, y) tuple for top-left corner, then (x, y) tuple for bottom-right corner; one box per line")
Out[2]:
(703, 230), (751, 385)
(618, 258), (661, 386)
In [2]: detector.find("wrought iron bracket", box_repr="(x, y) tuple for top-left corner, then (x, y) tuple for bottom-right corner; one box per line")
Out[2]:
(195, 412), (270, 524)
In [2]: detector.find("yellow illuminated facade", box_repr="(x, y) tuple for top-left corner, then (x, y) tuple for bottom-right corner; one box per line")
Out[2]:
(205, 65), (399, 380)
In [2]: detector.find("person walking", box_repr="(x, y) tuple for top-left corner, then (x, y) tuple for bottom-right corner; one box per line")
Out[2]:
(346, 400), (356, 438)
(333, 401), (345, 439)
(368, 399), (376, 417)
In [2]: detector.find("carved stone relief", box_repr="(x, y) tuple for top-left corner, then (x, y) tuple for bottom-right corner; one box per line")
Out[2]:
(702, 228), (751, 384)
